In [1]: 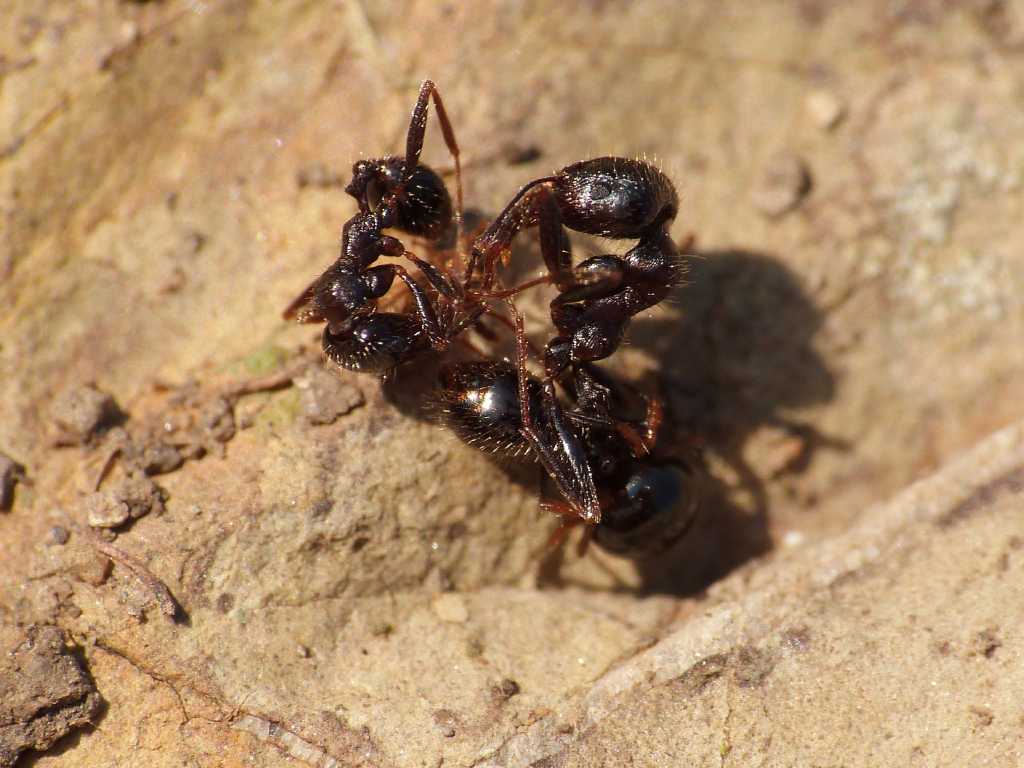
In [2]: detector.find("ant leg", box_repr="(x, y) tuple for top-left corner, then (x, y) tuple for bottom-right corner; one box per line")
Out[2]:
(403, 250), (459, 298)
(473, 273), (552, 299)
(536, 185), (574, 291)
(637, 394), (664, 451)
(506, 299), (602, 524)
(550, 255), (626, 306)
(390, 260), (485, 346)
(467, 176), (559, 288)
(406, 80), (464, 260)
(541, 501), (585, 552)
(392, 266), (448, 348)
(564, 362), (661, 455)
(466, 183), (571, 293)
(282, 280), (318, 322)
(469, 302), (543, 359)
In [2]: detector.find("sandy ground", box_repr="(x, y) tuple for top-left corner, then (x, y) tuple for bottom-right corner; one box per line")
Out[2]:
(2, 1), (1023, 766)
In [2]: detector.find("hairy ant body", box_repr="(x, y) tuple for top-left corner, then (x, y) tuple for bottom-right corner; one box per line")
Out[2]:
(468, 157), (686, 380)
(437, 317), (699, 557)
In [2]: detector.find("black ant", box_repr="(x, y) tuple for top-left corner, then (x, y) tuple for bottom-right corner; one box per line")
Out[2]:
(467, 157), (686, 381)
(283, 80), (478, 374)
(437, 301), (700, 557)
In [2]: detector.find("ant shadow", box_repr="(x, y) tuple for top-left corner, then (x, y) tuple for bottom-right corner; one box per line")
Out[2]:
(609, 247), (844, 596)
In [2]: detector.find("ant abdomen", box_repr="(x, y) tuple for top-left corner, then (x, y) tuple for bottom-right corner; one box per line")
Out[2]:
(591, 459), (700, 558)
(436, 361), (543, 458)
(554, 157), (678, 238)
(322, 314), (426, 373)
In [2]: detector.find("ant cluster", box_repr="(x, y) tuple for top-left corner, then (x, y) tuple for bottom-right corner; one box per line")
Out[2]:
(284, 81), (699, 558)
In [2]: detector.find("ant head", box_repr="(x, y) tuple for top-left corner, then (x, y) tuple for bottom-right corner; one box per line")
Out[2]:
(346, 158), (404, 216)
(347, 158), (452, 240)
(592, 459), (699, 557)
(322, 313), (423, 374)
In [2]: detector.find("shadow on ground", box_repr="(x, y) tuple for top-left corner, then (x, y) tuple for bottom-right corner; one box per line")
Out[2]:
(623, 248), (844, 595)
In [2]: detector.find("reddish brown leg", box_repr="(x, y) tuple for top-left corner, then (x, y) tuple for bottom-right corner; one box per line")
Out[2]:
(476, 302), (543, 358)
(619, 393), (664, 456)
(405, 80), (464, 262)
(506, 298), (535, 436)
(541, 501), (594, 557)
(466, 176), (558, 289)
(471, 273), (553, 299)
(453, 335), (489, 359)
(615, 423), (652, 458)
(612, 389), (666, 457)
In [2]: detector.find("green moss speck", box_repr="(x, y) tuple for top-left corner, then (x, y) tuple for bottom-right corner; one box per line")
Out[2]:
(243, 345), (289, 375)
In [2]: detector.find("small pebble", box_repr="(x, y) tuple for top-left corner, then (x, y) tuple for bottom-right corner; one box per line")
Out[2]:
(84, 473), (165, 528)
(805, 89), (846, 131)
(432, 593), (469, 624)
(51, 385), (121, 445)
(70, 551), (113, 586)
(85, 491), (131, 528)
(0, 452), (24, 510)
(296, 367), (365, 426)
(140, 442), (184, 475)
(492, 678), (521, 702)
(751, 153), (812, 218)
(202, 397), (236, 444)
(432, 709), (459, 738)
(49, 526), (70, 546)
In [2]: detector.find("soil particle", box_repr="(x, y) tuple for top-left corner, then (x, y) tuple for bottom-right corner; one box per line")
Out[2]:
(968, 627), (1001, 659)
(50, 385), (121, 445)
(138, 441), (184, 475)
(48, 526), (70, 546)
(805, 89), (846, 130)
(84, 473), (165, 529)
(492, 678), (521, 703)
(295, 366), (366, 426)
(0, 453), (24, 511)
(0, 625), (102, 768)
(751, 153), (813, 217)
(200, 396), (236, 446)
(432, 709), (460, 738)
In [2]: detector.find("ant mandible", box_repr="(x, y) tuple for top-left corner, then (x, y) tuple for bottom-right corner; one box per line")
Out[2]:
(283, 80), (476, 373)
(467, 157), (686, 381)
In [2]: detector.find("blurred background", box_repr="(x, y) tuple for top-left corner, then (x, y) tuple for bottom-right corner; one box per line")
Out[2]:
(2, 1), (1024, 766)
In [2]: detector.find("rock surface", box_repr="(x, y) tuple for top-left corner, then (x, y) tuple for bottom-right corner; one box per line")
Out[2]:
(2, 1), (1023, 766)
